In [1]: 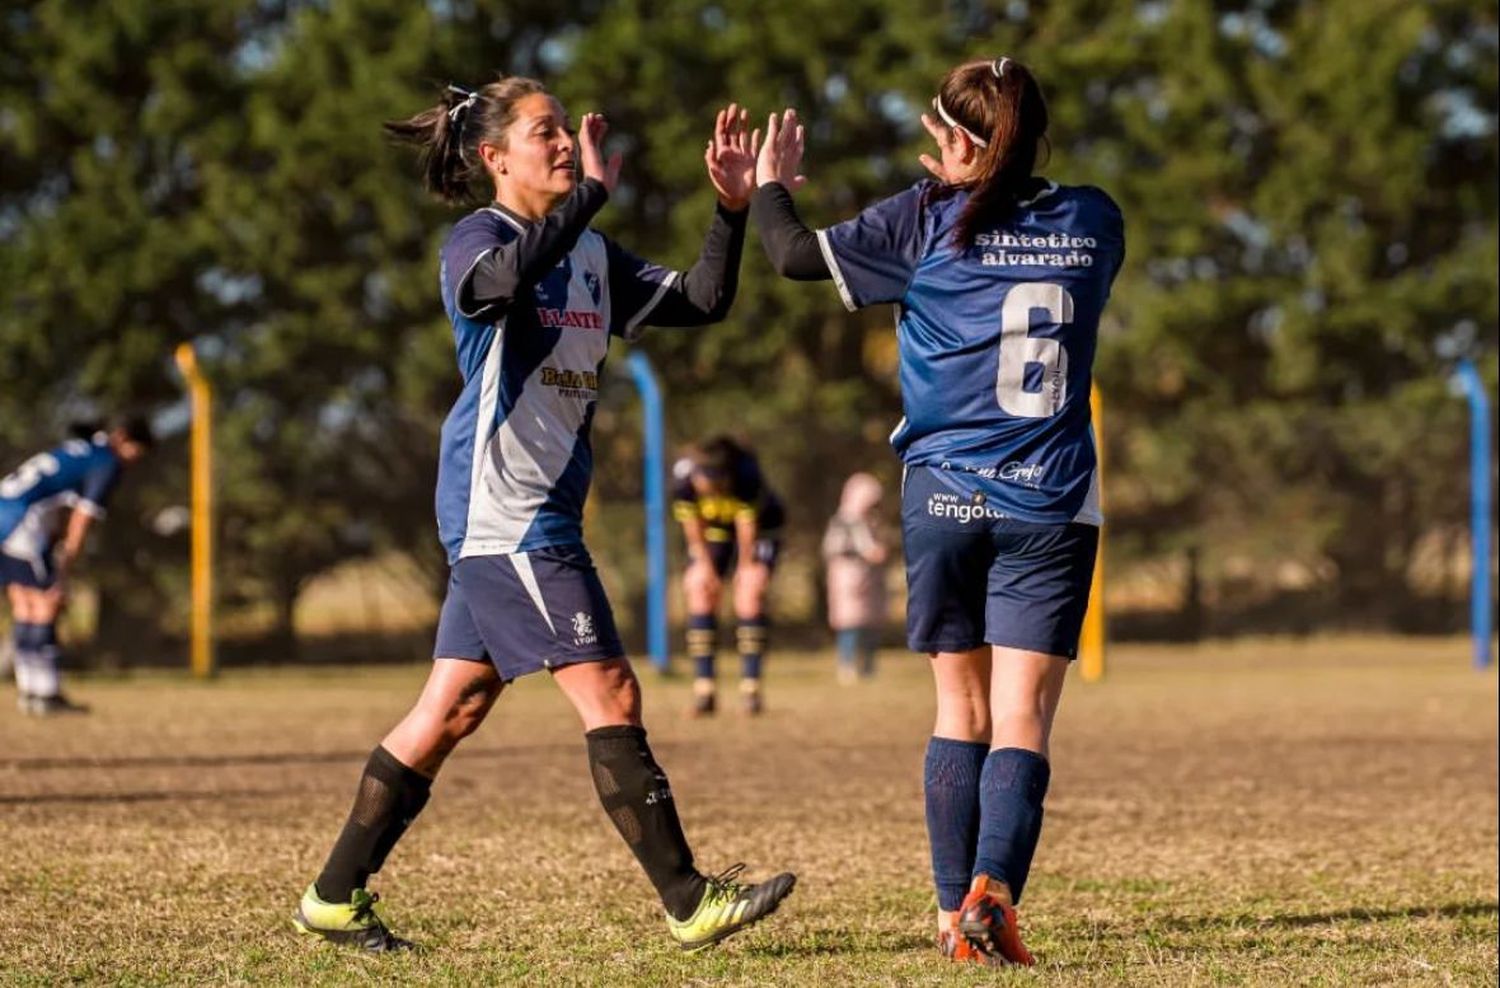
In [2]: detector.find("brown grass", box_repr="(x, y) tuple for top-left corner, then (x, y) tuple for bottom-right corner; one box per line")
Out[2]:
(0, 635), (1495, 985)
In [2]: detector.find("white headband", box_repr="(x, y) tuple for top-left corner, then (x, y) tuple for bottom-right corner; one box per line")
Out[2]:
(933, 94), (989, 148)
(993, 57), (1012, 78)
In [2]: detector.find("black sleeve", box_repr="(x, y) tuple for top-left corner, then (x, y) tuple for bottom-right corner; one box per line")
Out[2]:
(749, 182), (831, 281)
(459, 178), (611, 318)
(639, 204), (749, 327)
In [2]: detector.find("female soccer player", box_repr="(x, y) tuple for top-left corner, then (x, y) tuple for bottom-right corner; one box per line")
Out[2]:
(1, 418), (153, 715)
(749, 57), (1125, 966)
(291, 78), (794, 953)
(671, 435), (784, 715)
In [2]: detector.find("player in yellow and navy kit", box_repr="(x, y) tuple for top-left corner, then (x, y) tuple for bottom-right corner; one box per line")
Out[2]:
(750, 56), (1124, 966)
(672, 436), (784, 716)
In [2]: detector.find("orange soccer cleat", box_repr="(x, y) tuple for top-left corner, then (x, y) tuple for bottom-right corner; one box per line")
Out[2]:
(956, 874), (1036, 966)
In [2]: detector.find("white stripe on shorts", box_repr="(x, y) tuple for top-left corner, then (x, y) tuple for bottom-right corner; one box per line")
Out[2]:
(508, 552), (558, 635)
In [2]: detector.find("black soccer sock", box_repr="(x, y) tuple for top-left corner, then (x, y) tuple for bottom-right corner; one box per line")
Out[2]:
(586, 725), (707, 921)
(314, 745), (433, 904)
(972, 747), (1051, 904)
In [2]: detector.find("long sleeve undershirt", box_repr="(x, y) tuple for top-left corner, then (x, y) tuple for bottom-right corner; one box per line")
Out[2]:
(459, 178), (748, 326)
(749, 181), (832, 281)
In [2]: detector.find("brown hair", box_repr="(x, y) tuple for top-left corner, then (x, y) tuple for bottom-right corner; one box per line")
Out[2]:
(935, 57), (1049, 248)
(384, 76), (550, 203)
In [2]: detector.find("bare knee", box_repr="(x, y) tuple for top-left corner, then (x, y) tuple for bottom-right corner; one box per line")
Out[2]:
(935, 681), (991, 741)
(930, 650), (993, 743)
(556, 658), (642, 730)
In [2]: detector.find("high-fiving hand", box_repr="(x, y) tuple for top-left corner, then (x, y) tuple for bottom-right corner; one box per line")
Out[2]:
(705, 103), (760, 211)
(577, 112), (623, 194)
(755, 108), (807, 194)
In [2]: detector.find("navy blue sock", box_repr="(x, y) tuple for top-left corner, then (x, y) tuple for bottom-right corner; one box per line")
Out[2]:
(972, 747), (1051, 904)
(924, 737), (989, 911)
(736, 616), (768, 681)
(687, 614), (716, 680)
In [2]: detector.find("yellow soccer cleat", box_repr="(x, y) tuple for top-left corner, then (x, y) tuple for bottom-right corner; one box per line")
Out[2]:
(292, 884), (415, 953)
(666, 864), (796, 952)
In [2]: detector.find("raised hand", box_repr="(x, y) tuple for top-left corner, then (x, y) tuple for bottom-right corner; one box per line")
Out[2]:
(577, 112), (623, 194)
(755, 107), (807, 193)
(917, 112), (955, 184)
(704, 103), (760, 211)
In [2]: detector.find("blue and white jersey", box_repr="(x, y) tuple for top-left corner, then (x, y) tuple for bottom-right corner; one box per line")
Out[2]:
(817, 179), (1125, 525)
(436, 206), (679, 563)
(0, 435), (121, 567)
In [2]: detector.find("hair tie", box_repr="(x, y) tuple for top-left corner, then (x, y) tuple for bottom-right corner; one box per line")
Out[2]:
(992, 57), (1012, 79)
(445, 83), (478, 121)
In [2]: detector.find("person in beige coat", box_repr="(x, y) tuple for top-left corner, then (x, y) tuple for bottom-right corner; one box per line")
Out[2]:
(822, 473), (889, 683)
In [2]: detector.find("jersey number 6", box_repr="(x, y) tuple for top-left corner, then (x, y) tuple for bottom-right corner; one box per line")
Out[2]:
(996, 282), (1074, 419)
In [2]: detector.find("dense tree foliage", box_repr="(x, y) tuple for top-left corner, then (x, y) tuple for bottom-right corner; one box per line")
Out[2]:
(1, 0), (1494, 656)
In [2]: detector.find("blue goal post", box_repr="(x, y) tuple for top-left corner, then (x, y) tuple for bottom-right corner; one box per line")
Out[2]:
(1455, 359), (1493, 669)
(625, 351), (671, 672)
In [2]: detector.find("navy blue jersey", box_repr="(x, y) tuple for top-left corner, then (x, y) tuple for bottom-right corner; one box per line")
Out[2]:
(435, 206), (680, 564)
(817, 179), (1124, 524)
(0, 435), (121, 565)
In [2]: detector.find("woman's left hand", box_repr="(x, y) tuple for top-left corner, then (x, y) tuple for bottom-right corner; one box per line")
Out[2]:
(705, 103), (759, 211)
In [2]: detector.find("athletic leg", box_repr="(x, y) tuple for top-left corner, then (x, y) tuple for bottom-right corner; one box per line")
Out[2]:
(554, 657), (705, 918)
(926, 647), (992, 935)
(732, 556), (771, 713)
(683, 558), (722, 716)
(314, 658), (503, 903)
(554, 656), (796, 947)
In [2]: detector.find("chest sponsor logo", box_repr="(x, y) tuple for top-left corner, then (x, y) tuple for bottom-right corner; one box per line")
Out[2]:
(540, 367), (599, 401)
(536, 307), (605, 330)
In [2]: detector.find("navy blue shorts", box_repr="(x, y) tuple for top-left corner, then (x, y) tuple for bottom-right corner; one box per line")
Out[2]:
(902, 466), (1098, 658)
(433, 545), (625, 682)
(704, 537), (781, 578)
(0, 551), (54, 589)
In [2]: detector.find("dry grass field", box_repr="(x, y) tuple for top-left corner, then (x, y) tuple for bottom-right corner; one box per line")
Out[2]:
(1, 636), (1495, 986)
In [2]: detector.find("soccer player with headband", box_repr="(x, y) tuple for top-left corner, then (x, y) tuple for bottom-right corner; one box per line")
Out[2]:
(292, 76), (795, 954)
(748, 56), (1125, 967)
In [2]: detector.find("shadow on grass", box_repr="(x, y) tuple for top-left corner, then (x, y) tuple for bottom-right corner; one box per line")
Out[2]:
(745, 932), (935, 958)
(1143, 901), (1499, 933)
(0, 787), (326, 806)
(0, 744), (577, 772)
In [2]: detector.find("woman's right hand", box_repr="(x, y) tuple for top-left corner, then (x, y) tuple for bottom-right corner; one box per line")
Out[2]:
(755, 107), (807, 193)
(577, 112), (623, 194)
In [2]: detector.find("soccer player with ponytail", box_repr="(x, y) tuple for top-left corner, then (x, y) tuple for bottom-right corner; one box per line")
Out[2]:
(292, 77), (794, 953)
(750, 57), (1125, 966)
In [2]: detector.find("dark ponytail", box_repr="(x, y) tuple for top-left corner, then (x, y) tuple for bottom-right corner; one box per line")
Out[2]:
(936, 57), (1050, 248)
(384, 76), (550, 204)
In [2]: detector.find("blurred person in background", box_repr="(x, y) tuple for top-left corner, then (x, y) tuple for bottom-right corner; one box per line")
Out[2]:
(750, 55), (1124, 967)
(291, 78), (794, 955)
(822, 472), (889, 684)
(1, 417), (153, 715)
(672, 435), (785, 716)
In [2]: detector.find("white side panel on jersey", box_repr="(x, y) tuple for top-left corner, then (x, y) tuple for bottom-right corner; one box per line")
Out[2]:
(815, 229), (859, 312)
(463, 318), (507, 550)
(1, 492), (74, 562)
(460, 236), (612, 557)
(1071, 426), (1103, 526)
